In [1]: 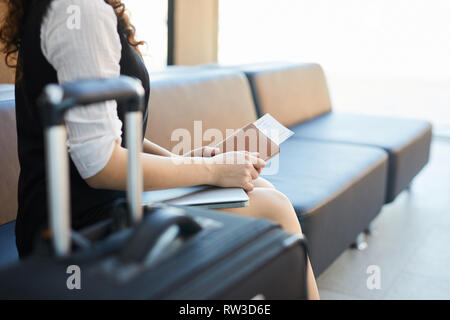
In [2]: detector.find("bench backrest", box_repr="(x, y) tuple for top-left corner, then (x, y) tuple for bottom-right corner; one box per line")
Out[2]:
(0, 86), (19, 226)
(242, 62), (332, 127)
(146, 69), (258, 152)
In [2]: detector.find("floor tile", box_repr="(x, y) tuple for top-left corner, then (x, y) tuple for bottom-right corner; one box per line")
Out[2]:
(318, 139), (450, 300)
(383, 272), (450, 300)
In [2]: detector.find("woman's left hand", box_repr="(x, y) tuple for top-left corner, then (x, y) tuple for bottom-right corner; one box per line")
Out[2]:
(184, 146), (221, 158)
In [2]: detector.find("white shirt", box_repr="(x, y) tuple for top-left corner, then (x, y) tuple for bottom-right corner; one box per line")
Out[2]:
(41, 0), (123, 179)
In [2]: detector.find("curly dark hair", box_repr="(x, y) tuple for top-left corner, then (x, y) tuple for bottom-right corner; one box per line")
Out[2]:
(0, 0), (145, 80)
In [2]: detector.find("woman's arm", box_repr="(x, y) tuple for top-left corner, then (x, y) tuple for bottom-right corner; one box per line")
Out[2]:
(86, 142), (265, 192)
(143, 138), (220, 158)
(86, 142), (211, 191)
(143, 138), (175, 157)
(41, 0), (124, 180)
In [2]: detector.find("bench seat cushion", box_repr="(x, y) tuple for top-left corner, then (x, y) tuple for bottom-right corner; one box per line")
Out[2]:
(290, 112), (432, 202)
(264, 139), (388, 275)
(0, 222), (18, 268)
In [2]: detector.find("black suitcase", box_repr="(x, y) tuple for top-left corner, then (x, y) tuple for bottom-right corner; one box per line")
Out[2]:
(0, 77), (308, 300)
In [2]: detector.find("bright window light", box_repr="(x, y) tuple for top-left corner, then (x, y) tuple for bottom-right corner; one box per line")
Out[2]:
(125, 0), (168, 71)
(219, 0), (450, 135)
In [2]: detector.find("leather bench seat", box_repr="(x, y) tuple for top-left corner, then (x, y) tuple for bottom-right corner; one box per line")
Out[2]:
(290, 113), (432, 202)
(147, 69), (389, 275)
(0, 68), (393, 276)
(0, 89), (19, 267)
(264, 139), (388, 274)
(239, 62), (432, 203)
(0, 92), (19, 226)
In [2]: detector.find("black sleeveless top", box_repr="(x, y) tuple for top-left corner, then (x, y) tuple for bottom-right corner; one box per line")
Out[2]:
(15, 0), (150, 258)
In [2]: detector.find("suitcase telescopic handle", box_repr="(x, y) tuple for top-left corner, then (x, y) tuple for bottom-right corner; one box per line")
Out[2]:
(39, 76), (146, 257)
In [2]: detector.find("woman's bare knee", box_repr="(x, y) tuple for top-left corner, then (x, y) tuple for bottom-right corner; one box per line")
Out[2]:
(265, 190), (300, 233)
(221, 188), (301, 234)
(253, 177), (275, 189)
(249, 189), (301, 234)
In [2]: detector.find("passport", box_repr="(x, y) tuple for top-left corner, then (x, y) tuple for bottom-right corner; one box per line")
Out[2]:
(215, 114), (294, 161)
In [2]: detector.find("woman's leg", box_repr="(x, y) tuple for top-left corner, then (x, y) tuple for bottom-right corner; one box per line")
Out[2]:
(220, 187), (320, 299)
(252, 177), (276, 189)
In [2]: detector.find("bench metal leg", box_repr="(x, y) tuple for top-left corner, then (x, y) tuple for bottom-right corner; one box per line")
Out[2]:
(351, 233), (368, 251)
(406, 181), (414, 193)
(364, 221), (376, 235)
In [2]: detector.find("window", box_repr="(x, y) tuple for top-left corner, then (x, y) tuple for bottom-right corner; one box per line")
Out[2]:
(125, 0), (168, 71)
(219, 0), (450, 136)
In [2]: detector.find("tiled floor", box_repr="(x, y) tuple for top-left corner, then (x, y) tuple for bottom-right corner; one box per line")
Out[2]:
(317, 138), (450, 300)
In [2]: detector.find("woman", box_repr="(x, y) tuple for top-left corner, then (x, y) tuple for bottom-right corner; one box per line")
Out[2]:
(0, 0), (319, 299)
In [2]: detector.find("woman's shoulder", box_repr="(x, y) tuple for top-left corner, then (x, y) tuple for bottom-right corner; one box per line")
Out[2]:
(49, 0), (114, 11)
(41, 0), (119, 44)
(45, 0), (116, 26)
(40, 0), (122, 80)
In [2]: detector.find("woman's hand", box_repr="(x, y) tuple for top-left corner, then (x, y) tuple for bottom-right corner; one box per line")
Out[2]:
(185, 146), (221, 158)
(206, 152), (266, 192)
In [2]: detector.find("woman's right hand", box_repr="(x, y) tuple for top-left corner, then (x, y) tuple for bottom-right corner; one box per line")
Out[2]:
(206, 152), (266, 192)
